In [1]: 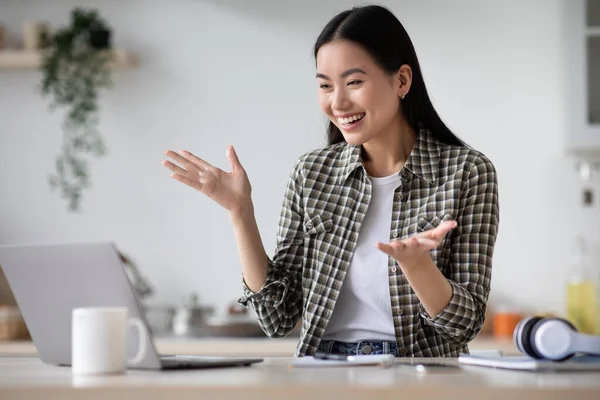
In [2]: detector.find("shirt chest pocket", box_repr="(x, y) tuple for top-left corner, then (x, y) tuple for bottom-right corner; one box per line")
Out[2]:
(302, 213), (335, 282)
(416, 213), (454, 233)
(415, 213), (454, 269)
(303, 213), (333, 236)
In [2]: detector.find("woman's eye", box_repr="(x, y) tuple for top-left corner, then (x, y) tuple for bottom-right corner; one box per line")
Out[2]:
(348, 80), (362, 86)
(319, 84), (331, 90)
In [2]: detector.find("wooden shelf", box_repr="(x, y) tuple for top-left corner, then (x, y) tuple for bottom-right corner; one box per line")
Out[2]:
(0, 49), (137, 70)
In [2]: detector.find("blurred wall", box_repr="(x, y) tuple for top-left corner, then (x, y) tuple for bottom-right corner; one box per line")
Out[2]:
(0, 0), (592, 316)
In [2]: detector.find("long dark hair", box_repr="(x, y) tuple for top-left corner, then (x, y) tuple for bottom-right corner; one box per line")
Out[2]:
(314, 5), (465, 147)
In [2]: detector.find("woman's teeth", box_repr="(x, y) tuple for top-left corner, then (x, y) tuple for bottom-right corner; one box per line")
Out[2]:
(337, 113), (365, 125)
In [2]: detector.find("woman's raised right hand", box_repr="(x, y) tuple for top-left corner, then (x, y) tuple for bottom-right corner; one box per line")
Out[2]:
(162, 145), (252, 216)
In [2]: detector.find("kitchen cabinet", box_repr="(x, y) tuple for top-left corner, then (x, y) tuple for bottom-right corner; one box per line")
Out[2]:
(566, 0), (600, 155)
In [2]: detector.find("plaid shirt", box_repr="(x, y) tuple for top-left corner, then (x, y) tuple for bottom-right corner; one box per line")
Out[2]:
(239, 129), (499, 357)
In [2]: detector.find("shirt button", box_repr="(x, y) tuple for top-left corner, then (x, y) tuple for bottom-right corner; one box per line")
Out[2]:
(392, 232), (399, 238)
(391, 266), (398, 273)
(397, 308), (403, 316)
(306, 222), (313, 229)
(270, 295), (277, 301)
(397, 193), (404, 200)
(398, 347), (407, 356)
(362, 344), (372, 355)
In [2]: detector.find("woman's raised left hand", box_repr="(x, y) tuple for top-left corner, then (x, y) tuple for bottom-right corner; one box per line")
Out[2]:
(376, 220), (457, 269)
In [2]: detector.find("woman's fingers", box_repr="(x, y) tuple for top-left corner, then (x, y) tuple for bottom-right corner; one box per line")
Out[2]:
(414, 237), (440, 249)
(437, 220), (457, 235)
(162, 160), (188, 176)
(376, 242), (395, 256)
(377, 236), (440, 255)
(164, 150), (202, 172)
(418, 220), (457, 240)
(376, 240), (407, 254)
(179, 150), (215, 171)
(170, 172), (203, 192)
(404, 236), (439, 248)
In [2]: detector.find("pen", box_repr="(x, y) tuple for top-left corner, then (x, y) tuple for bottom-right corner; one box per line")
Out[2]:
(313, 351), (350, 361)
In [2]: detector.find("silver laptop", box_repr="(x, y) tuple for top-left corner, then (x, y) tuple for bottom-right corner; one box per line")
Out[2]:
(0, 242), (263, 370)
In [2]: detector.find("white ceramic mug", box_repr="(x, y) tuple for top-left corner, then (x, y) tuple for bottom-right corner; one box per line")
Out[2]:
(72, 307), (147, 375)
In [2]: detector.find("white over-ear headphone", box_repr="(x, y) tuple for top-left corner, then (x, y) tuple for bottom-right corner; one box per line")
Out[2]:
(513, 316), (600, 361)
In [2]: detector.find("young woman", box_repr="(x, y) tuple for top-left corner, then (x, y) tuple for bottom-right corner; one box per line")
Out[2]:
(162, 5), (499, 358)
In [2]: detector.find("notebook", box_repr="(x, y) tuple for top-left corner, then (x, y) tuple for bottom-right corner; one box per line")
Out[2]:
(290, 354), (395, 368)
(458, 354), (600, 371)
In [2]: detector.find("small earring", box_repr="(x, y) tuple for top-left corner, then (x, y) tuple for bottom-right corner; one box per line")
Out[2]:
(401, 93), (406, 99)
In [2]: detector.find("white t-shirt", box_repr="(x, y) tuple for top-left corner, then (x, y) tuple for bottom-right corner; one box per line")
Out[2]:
(322, 171), (401, 342)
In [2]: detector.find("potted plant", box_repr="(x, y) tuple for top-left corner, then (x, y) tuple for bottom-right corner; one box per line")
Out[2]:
(40, 8), (114, 212)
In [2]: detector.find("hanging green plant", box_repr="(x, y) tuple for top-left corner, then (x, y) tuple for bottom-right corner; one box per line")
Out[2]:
(40, 8), (114, 212)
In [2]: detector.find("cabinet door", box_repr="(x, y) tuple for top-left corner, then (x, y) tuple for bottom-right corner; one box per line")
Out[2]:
(566, 0), (600, 155)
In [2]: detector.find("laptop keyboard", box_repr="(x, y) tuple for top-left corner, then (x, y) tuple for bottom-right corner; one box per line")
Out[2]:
(161, 357), (207, 369)
(159, 355), (261, 370)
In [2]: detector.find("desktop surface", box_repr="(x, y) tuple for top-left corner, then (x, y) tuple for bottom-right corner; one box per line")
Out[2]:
(0, 356), (598, 400)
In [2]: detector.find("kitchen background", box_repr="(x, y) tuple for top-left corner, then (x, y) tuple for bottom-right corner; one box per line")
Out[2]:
(1, 0), (599, 339)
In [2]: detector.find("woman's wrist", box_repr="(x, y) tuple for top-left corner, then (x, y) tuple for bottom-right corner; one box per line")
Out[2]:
(229, 199), (255, 223)
(400, 255), (453, 318)
(396, 253), (431, 272)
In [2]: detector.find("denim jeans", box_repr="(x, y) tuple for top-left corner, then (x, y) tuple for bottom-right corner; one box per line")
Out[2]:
(317, 339), (399, 356)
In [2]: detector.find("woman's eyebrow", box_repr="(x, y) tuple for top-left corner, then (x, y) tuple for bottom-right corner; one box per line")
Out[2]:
(316, 67), (367, 80)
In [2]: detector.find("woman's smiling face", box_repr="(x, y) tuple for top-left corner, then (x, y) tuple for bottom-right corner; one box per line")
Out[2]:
(316, 40), (405, 146)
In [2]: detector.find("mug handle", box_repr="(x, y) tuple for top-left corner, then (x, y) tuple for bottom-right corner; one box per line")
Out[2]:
(127, 317), (148, 365)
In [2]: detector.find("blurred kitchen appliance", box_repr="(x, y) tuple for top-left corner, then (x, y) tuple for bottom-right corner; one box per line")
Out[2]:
(143, 303), (176, 336)
(172, 293), (214, 337)
(575, 160), (600, 206)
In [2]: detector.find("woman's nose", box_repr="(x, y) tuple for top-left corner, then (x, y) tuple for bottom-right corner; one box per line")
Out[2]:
(332, 88), (351, 111)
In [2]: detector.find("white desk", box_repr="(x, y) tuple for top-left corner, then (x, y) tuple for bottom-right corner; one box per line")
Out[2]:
(0, 356), (599, 400)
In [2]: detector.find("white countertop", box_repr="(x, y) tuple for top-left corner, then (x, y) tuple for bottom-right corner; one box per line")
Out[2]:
(0, 356), (598, 400)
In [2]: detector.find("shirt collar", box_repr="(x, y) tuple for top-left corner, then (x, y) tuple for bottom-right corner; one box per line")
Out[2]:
(337, 128), (441, 185)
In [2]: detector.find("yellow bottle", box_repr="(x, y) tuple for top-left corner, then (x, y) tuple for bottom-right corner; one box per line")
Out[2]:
(566, 279), (597, 334)
(565, 236), (600, 334)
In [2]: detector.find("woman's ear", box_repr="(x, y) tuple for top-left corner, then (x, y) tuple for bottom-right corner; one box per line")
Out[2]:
(396, 64), (412, 99)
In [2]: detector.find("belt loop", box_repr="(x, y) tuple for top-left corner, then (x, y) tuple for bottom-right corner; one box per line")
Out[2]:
(327, 340), (334, 353)
(384, 341), (389, 354)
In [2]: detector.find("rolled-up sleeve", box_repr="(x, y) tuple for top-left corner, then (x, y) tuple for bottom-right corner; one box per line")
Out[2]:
(237, 157), (306, 338)
(419, 154), (499, 345)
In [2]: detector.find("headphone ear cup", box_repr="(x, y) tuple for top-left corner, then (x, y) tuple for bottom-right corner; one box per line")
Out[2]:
(514, 317), (532, 354)
(560, 317), (577, 331)
(530, 318), (577, 361)
(518, 316), (544, 359)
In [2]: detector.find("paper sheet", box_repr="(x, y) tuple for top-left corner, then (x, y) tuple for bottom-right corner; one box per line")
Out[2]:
(458, 354), (600, 371)
(290, 354), (395, 368)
